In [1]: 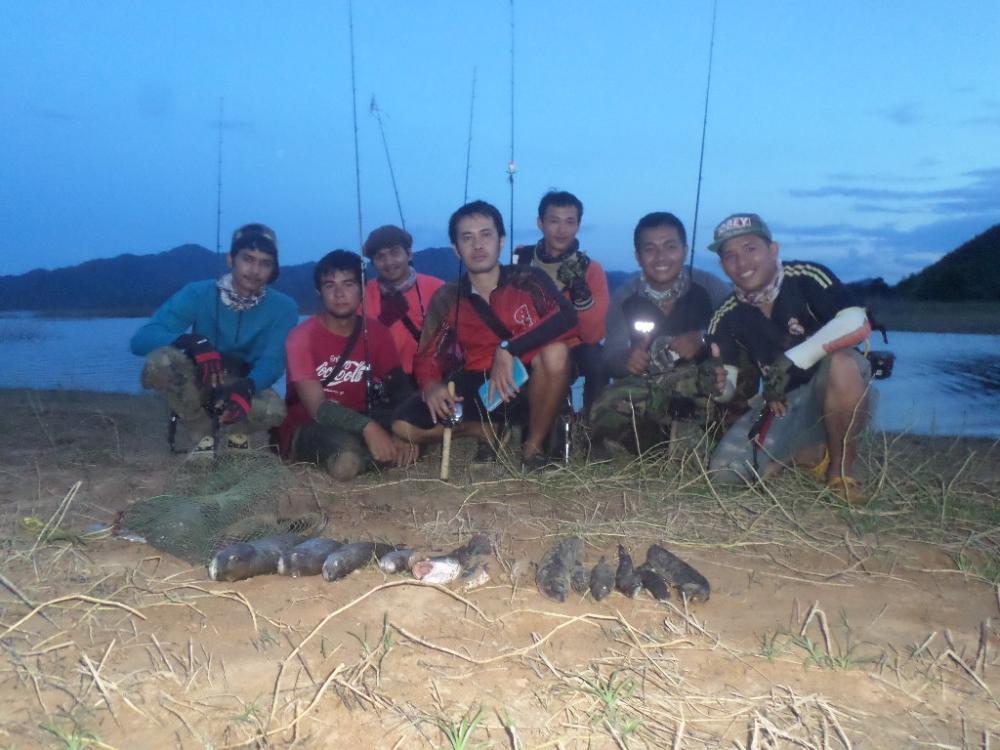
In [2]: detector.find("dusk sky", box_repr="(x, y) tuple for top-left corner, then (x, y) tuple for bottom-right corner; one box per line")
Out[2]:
(3, 1), (998, 282)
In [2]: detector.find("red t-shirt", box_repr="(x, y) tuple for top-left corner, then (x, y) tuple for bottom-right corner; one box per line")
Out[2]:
(364, 273), (445, 374)
(280, 315), (400, 445)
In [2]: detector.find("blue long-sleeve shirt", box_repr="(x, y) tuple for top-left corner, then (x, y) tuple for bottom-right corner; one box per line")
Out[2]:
(130, 280), (299, 391)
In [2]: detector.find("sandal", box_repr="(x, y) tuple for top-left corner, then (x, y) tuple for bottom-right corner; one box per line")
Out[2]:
(807, 448), (830, 482)
(827, 475), (869, 506)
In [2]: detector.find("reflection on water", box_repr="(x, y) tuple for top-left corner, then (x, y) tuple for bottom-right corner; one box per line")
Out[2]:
(1, 315), (998, 437)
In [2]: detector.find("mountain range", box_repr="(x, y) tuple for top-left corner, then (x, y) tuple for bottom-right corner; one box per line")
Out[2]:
(1, 224), (995, 314)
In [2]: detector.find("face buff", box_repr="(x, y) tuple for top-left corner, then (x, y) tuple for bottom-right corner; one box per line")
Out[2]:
(641, 266), (691, 305)
(734, 262), (784, 308)
(217, 273), (267, 312)
(378, 266), (418, 296)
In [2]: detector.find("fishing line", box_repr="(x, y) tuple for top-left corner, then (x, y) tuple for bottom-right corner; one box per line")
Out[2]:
(507, 0), (516, 263)
(689, 0), (718, 269)
(463, 67), (477, 205)
(370, 95), (406, 230)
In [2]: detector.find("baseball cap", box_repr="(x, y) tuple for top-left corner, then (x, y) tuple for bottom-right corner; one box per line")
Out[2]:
(708, 213), (772, 253)
(363, 225), (413, 259)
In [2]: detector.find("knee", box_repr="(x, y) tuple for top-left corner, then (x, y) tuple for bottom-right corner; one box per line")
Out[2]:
(826, 350), (866, 391)
(534, 342), (571, 374)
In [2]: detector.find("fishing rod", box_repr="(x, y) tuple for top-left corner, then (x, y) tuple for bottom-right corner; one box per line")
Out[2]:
(347, 0), (374, 413)
(369, 95), (406, 230)
(688, 0), (718, 270)
(507, 0), (516, 264)
(463, 67), (477, 205)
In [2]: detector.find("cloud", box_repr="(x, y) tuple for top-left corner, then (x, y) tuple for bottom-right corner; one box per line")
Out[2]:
(877, 101), (924, 126)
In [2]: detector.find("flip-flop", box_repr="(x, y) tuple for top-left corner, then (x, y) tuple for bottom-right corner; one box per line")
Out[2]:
(827, 475), (869, 506)
(807, 448), (830, 482)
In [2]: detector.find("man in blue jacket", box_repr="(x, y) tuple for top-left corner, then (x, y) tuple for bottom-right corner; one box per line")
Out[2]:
(130, 223), (299, 454)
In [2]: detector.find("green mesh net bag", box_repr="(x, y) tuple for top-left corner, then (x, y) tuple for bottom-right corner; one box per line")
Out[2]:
(117, 451), (324, 564)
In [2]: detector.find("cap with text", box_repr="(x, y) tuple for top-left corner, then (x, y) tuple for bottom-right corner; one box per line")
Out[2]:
(708, 213), (772, 253)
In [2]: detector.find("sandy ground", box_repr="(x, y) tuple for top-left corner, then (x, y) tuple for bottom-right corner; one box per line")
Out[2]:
(1, 388), (999, 749)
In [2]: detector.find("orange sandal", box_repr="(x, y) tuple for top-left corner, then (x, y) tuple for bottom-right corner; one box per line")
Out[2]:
(807, 448), (830, 482)
(827, 475), (869, 506)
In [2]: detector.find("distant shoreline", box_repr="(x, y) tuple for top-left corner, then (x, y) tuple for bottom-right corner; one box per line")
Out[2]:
(3, 298), (999, 334)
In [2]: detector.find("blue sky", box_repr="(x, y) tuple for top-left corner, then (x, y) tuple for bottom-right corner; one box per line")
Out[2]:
(2, 1), (998, 282)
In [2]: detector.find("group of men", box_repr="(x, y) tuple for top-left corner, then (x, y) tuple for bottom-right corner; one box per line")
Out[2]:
(130, 191), (877, 503)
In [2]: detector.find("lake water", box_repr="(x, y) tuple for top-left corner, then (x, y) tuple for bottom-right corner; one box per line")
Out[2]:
(1, 314), (998, 437)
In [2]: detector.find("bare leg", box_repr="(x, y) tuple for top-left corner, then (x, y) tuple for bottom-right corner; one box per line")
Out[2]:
(820, 349), (870, 481)
(522, 342), (572, 458)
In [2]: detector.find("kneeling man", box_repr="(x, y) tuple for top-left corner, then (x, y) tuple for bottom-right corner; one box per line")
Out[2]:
(707, 213), (875, 503)
(393, 200), (577, 468)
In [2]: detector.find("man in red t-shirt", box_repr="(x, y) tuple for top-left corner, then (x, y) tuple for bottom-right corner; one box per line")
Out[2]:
(278, 250), (417, 480)
(392, 200), (577, 469)
(362, 224), (445, 379)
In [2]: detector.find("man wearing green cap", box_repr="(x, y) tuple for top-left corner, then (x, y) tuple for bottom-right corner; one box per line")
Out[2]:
(705, 213), (876, 503)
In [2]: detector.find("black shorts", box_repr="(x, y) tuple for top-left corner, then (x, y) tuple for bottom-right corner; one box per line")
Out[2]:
(391, 370), (527, 430)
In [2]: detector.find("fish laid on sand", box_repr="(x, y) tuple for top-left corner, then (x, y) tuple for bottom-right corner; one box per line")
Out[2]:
(321, 541), (395, 582)
(409, 534), (494, 585)
(614, 545), (643, 598)
(645, 543), (710, 601)
(536, 537), (584, 602)
(635, 563), (671, 601)
(458, 559), (491, 591)
(208, 533), (303, 582)
(589, 557), (615, 601)
(278, 537), (344, 577)
(378, 547), (418, 574)
(570, 563), (591, 594)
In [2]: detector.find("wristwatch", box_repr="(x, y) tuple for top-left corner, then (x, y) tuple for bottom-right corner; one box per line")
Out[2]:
(498, 339), (510, 351)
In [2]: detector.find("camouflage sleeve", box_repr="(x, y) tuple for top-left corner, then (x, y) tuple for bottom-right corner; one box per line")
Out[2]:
(412, 282), (461, 388)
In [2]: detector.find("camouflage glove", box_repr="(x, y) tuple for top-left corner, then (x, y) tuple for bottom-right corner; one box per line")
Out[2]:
(556, 252), (593, 310)
(218, 378), (255, 425)
(377, 290), (410, 327)
(762, 354), (809, 403)
(695, 356), (725, 398)
(172, 333), (222, 385)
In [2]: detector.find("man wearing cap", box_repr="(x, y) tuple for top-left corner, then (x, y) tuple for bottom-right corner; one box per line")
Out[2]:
(514, 190), (610, 415)
(362, 225), (445, 379)
(705, 213), (875, 503)
(130, 223), (299, 455)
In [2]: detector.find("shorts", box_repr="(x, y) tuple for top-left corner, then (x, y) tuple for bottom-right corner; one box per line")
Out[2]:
(391, 370), (528, 431)
(709, 349), (876, 484)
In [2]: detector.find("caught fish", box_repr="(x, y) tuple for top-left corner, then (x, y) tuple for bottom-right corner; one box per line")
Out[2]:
(570, 563), (591, 595)
(589, 557), (615, 601)
(645, 543), (710, 602)
(535, 537), (584, 603)
(208, 533), (301, 582)
(459, 560), (491, 591)
(378, 547), (418, 574)
(615, 545), (643, 598)
(449, 533), (492, 566)
(321, 541), (394, 582)
(278, 537), (344, 577)
(409, 534), (494, 585)
(635, 563), (671, 601)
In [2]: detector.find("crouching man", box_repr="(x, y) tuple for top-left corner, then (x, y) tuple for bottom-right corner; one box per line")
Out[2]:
(277, 250), (417, 481)
(130, 223), (298, 455)
(392, 200), (577, 469)
(706, 213), (875, 503)
(591, 212), (727, 453)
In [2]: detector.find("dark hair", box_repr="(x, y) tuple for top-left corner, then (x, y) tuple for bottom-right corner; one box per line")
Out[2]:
(313, 249), (362, 290)
(231, 223), (279, 282)
(448, 200), (506, 245)
(633, 212), (687, 250)
(538, 190), (583, 221)
(363, 224), (413, 259)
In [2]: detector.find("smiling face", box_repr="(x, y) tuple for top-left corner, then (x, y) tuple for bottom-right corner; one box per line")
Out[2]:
(371, 244), (412, 286)
(453, 213), (503, 274)
(719, 235), (781, 294)
(635, 224), (687, 290)
(536, 204), (581, 258)
(227, 248), (275, 297)
(318, 269), (362, 320)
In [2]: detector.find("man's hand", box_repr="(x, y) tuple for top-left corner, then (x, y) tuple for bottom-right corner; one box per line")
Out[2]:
(695, 357), (727, 398)
(671, 331), (706, 361)
(625, 345), (652, 376)
(422, 381), (463, 424)
(762, 353), (808, 411)
(488, 346), (519, 404)
(557, 252), (593, 309)
(172, 333), (222, 386)
(377, 291), (409, 327)
(391, 437), (419, 467)
(218, 378), (254, 425)
(362, 421), (402, 464)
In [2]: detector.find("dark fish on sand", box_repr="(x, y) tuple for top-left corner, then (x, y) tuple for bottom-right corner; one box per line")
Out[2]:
(615, 545), (643, 598)
(635, 563), (671, 601)
(536, 537), (584, 602)
(208, 533), (302, 582)
(410, 534), (494, 585)
(589, 557), (614, 601)
(378, 547), (417, 574)
(278, 537), (344, 577)
(570, 563), (591, 594)
(645, 543), (711, 601)
(458, 559), (491, 591)
(321, 541), (395, 582)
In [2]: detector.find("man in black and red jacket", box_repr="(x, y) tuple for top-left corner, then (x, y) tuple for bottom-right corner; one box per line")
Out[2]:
(392, 200), (577, 469)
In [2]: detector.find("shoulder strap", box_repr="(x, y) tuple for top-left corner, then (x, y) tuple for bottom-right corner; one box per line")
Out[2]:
(465, 293), (514, 341)
(321, 316), (364, 387)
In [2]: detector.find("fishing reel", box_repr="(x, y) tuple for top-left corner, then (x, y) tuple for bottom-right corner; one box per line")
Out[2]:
(443, 402), (464, 428)
(649, 335), (679, 373)
(866, 350), (895, 380)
